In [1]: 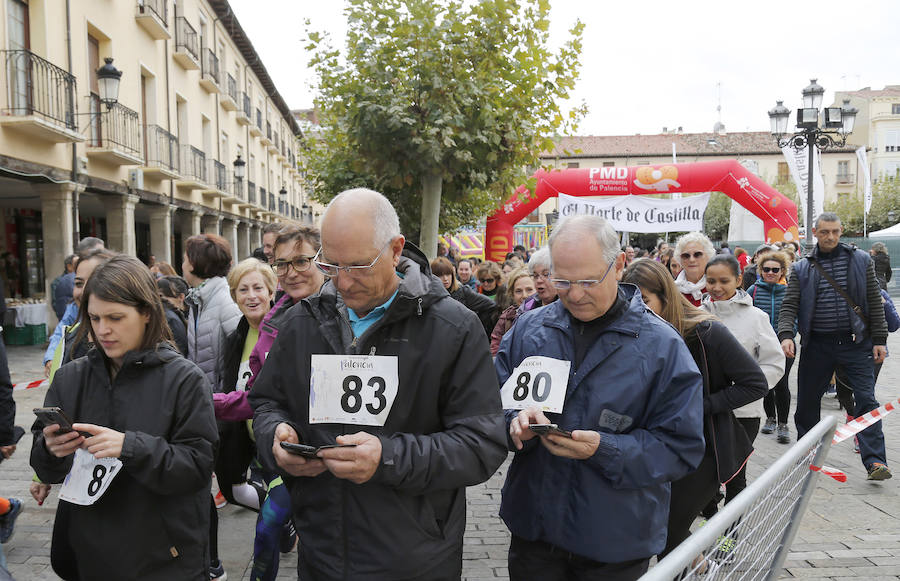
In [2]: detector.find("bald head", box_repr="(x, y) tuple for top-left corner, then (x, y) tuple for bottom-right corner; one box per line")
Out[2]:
(322, 188), (400, 249)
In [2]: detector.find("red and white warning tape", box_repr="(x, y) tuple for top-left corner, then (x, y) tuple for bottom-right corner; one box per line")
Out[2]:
(12, 378), (48, 391)
(810, 464), (848, 483)
(832, 398), (899, 445)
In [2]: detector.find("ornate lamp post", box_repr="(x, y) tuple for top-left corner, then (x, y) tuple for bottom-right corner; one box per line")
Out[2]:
(96, 58), (122, 109)
(768, 79), (857, 253)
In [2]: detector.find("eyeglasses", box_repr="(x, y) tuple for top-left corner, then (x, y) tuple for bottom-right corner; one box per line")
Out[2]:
(313, 242), (391, 277)
(272, 256), (315, 276)
(680, 251), (705, 261)
(550, 261), (615, 291)
(532, 272), (551, 281)
(761, 266), (782, 273)
(479, 277), (495, 284)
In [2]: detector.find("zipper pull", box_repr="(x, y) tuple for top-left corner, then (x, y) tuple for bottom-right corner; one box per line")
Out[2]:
(417, 298), (423, 316)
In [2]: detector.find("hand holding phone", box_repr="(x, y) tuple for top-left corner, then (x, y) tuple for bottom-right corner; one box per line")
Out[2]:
(280, 441), (357, 459)
(33, 407), (92, 438)
(528, 423), (572, 438)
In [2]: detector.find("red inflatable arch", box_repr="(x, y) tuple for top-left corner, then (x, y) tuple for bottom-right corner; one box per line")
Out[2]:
(484, 159), (799, 262)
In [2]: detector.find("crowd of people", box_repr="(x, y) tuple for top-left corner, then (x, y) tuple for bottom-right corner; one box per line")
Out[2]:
(0, 190), (896, 581)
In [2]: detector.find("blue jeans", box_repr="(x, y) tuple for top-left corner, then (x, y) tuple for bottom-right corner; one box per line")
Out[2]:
(796, 333), (886, 469)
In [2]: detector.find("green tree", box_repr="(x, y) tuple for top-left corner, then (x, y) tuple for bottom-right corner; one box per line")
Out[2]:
(824, 179), (900, 235)
(703, 192), (732, 241)
(302, 0), (585, 257)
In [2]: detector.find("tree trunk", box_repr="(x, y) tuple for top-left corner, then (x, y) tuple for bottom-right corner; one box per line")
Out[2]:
(420, 174), (442, 260)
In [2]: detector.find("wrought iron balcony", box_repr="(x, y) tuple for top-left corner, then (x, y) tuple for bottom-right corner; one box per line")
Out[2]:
(269, 192), (275, 212)
(247, 180), (256, 205)
(210, 158), (227, 192)
(142, 124), (179, 177)
(174, 17), (200, 70)
(250, 107), (262, 137)
(0, 50), (80, 142)
(176, 144), (206, 188)
(835, 173), (855, 185)
(261, 120), (273, 147)
(221, 74), (237, 111)
(269, 129), (280, 154)
(259, 187), (267, 209)
(136, 0), (169, 40)
(86, 94), (143, 165)
(236, 92), (251, 124)
(200, 49), (220, 93)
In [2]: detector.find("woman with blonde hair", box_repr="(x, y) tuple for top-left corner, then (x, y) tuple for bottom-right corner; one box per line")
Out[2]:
(673, 232), (715, 306)
(623, 259), (767, 557)
(489, 267), (536, 355)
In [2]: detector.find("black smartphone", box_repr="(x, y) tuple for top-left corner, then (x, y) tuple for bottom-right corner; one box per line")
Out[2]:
(280, 441), (357, 459)
(33, 407), (92, 438)
(528, 423), (572, 438)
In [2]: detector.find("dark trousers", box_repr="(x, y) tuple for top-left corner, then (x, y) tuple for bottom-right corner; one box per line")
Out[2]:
(663, 452), (720, 557)
(796, 333), (885, 469)
(298, 546), (462, 581)
(763, 356), (794, 423)
(725, 418), (760, 504)
(835, 362), (884, 415)
(509, 536), (649, 581)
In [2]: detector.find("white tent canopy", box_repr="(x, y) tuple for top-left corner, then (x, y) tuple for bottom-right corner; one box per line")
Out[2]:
(869, 222), (900, 237)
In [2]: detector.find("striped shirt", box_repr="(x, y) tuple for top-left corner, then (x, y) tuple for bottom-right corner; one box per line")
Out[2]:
(811, 249), (852, 333)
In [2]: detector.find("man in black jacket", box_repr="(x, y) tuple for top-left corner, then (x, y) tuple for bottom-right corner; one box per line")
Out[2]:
(249, 188), (507, 581)
(778, 213), (890, 480)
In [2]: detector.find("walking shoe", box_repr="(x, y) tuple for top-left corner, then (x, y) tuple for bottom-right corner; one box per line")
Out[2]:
(209, 560), (227, 580)
(0, 498), (22, 543)
(867, 463), (893, 481)
(776, 423), (790, 444)
(280, 519), (298, 554)
(761, 418), (776, 434)
(214, 490), (227, 509)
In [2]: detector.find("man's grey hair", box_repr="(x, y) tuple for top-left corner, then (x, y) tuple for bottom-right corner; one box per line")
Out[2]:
(527, 247), (551, 273)
(814, 212), (841, 228)
(549, 215), (620, 266)
(262, 222), (284, 235)
(325, 188), (401, 248)
(75, 237), (104, 253)
(674, 232), (715, 260)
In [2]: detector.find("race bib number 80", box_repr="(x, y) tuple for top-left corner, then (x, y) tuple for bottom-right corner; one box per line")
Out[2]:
(309, 355), (399, 426)
(500, 356), (570, 413)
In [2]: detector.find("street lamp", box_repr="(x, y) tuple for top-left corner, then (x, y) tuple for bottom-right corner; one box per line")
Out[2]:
(768, 79), (857, 254)
(233, 154), (246, 181)
(96, 58), (122, 109)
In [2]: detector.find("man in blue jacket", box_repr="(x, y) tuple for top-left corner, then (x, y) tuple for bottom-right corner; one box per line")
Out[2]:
(496, 215), (706, 580)
(778, 212), (890, 480)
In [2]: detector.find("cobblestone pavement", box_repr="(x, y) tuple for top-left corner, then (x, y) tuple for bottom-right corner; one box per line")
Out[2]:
(3, 333), (900, 580)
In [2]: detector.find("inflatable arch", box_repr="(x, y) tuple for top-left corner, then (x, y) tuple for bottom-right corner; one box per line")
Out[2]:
(484, 159), (800, 262)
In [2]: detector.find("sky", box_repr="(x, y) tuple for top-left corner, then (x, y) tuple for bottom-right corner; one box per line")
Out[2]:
(228, 0), (900, 136)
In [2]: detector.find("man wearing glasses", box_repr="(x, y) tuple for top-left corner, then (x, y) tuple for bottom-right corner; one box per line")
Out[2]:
(778, 212), (890, 481)
(249, 188), (507, 581)
(495, 215), (705, 580)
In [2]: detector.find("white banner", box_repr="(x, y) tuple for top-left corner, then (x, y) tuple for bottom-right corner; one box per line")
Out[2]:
(558, 193), (710, 233)
(782, 144), (825, 232)
(857, 146), (872, 214)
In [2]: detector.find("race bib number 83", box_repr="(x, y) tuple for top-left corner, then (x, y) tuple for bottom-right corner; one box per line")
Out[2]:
(500, 356), (570, 413)
(309, 355), (399, 426)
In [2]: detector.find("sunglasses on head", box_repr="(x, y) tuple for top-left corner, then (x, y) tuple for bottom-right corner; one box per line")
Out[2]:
(680, 251), (705, 260)
(762, 266), (781, 273)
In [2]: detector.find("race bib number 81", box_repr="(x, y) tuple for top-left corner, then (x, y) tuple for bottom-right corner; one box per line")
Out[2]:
(309, 355), (399, 426)
(500, 356), (570, 413)
(58, 448), (123, 506)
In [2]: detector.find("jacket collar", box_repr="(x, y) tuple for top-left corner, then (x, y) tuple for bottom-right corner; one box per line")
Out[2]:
(187, 276), (228, 308)
(700, 288), (753, 314)
(542, 283), (644, 337)
(87, 342), (179, 372)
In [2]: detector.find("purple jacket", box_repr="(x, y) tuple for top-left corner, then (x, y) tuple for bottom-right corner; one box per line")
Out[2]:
(212, 293), (294, 421)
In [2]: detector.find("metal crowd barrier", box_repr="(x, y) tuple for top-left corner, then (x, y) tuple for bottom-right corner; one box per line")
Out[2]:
(640, 415), (837, 581)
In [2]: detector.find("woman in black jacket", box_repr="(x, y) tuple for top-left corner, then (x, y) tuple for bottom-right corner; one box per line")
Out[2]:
(624, 260), (768, 558)
(31, 255), (218, 580)
(157, 275), (189, 356)
(871, 242), (892, 291)
(431, 257), (498, 337)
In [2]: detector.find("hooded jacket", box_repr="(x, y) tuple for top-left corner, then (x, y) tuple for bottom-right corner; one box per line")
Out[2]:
(186, 276), (241, 391)
(701, 290), (785, 418)
(495, 285), (706, 563)
(30, 345), (217, 581)
(248, 244), (507, 580)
